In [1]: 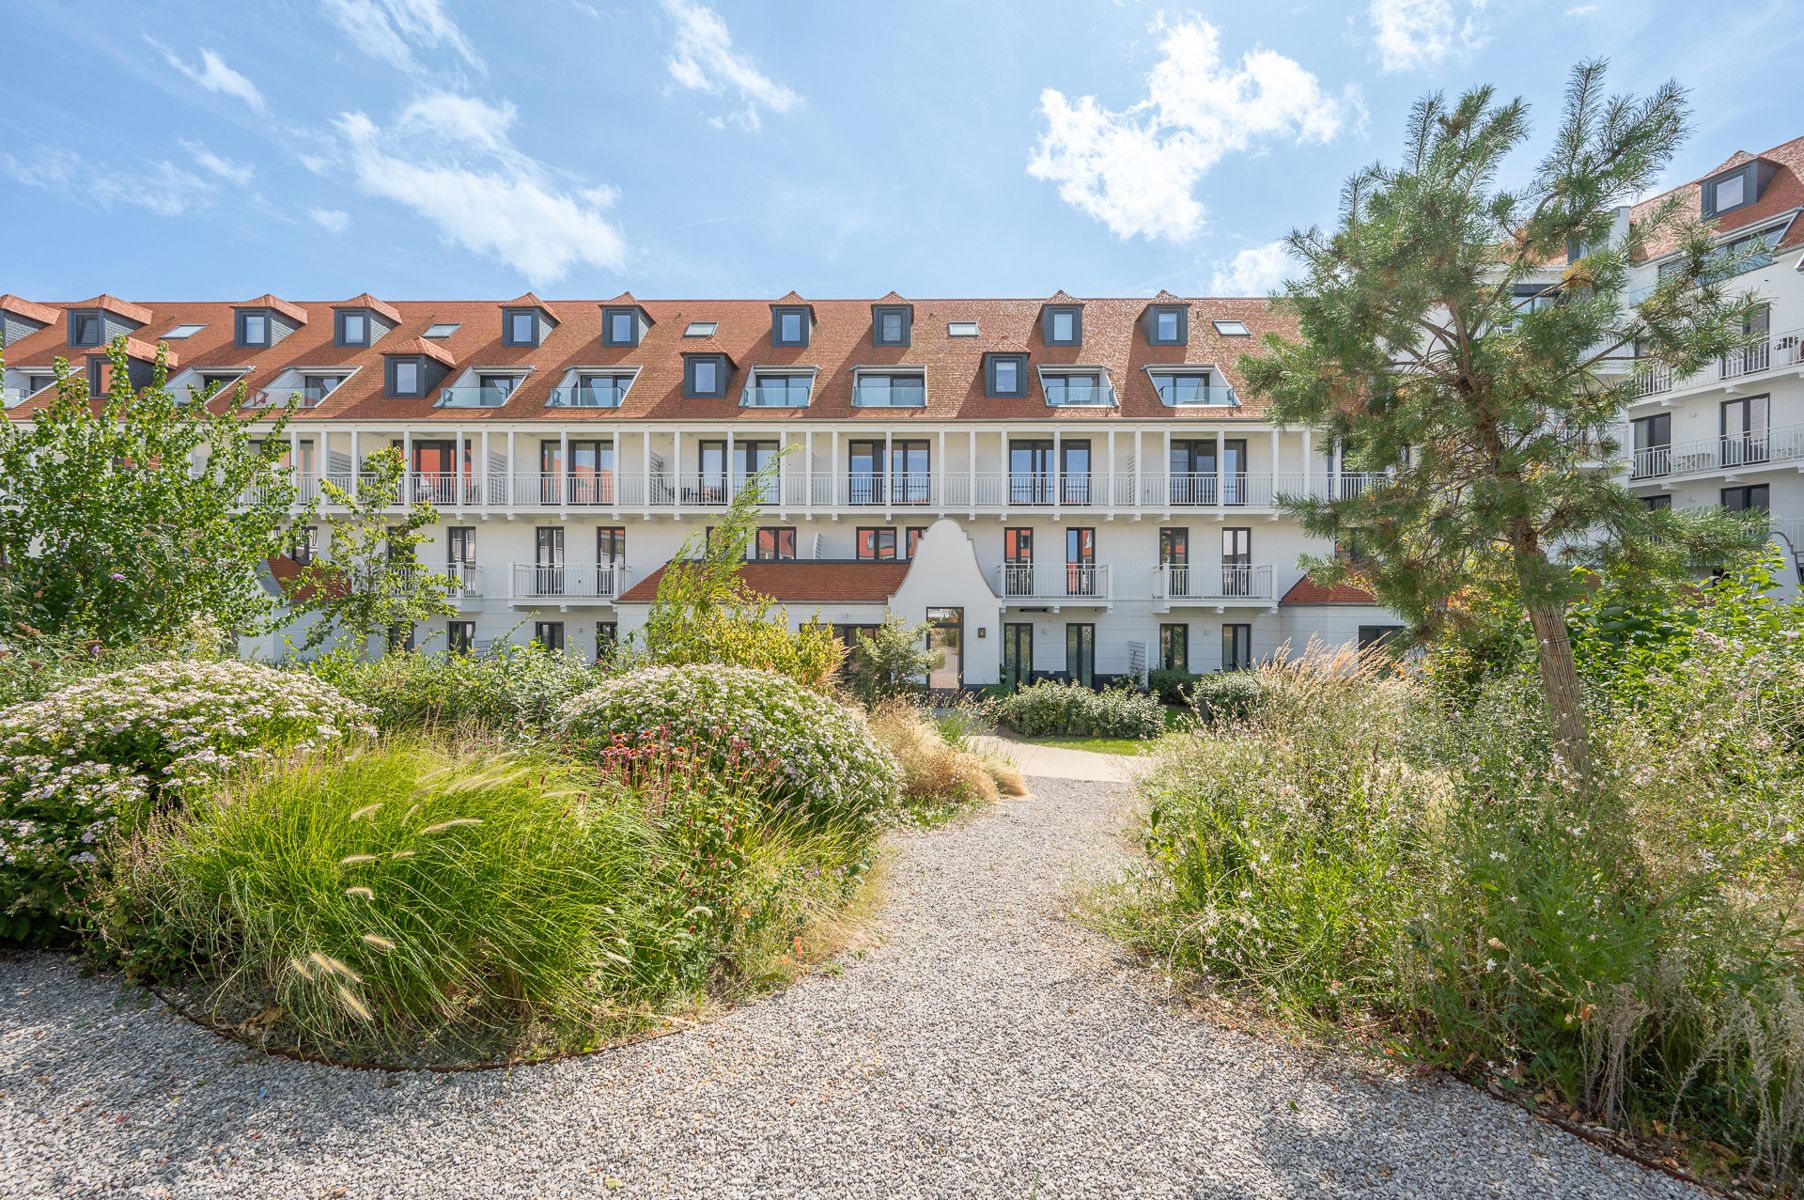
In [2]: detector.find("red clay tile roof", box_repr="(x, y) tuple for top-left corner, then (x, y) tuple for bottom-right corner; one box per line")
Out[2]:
(0, 295), (58, 326)
(72, 294), (153, 325)
(239, 293), (309, 326)
(618, 559), (911, 604)
(336, 293), (403, 324)
(505, 292), (560, 324)
(1280, 576), (1377, 605)
(0, 295), (1295, 423)
(1632, 134), (1804, 258)
(87, 338), (175, 366)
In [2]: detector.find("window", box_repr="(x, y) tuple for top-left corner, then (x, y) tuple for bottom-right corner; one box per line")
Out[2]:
(602, 307), (639, 347)
(1066, 623), (1095, 686)
(685, 354), (728, 398)
(1722, 484), (1770, 513)
(533, 621), (565, 652)
(422, 322), (460, 339)
(446, 526), (476, 572)
(504, 310), (540, 347)
(1066, 527), (1096, 595)
(596, 527), (625, 570)
(336, 310), (369, 346)
(905, 527), (926, 558)
(70, 311), (102, 347)
(1159, 623), (1188, 671)
(754, 527), (796, 560)
(1722, 394), (1770, 466)
(986, 353), (1028, 398)
(856, 528), (899, 560)
(291, 525), (318, 565)
(1357, 625), (1404, 652)
(1631, 413), (1672, 479)
(772, 306), (810, 347)
(1212, 320), (1250, 336)
(1044, 305), (1081, 346)
(1001, 623), (1033, 689)
(684, 321), (717, 337)
(1703, 165), (1759, 217)
(743, 370), (813, 408)
(947, 320), (979, 338)
(238, 311), (269, 347)
(847, 439), (930, 504)
(1222, 528), (1252, 596)
(1148, 305), (1185, 345)
(595, 621), (618, 660)
(162, 323), (206, 339)
(852, 370), (926, 408)
(1222, 623), (1252, 671)
(389, 359), (422, 397)
(447, 621), (476, 654)
(1042, 371), (1112, 407)
(1151, 369), (1227, 407)
(873, 305), (911, 347)
(1642, 494), (1672, 511)
(550, 372), (633, 408)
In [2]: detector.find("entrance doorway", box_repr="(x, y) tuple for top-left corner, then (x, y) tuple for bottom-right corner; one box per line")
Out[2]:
(1001, 622), (1033, 690)
(926, 607), (963, 690)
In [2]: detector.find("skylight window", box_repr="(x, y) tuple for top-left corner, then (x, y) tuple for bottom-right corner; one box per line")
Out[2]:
(1212, 320), (1250, 336)
(423, 322), (460, 338)
(162, 323), (206, 339)
(947, 321), (979, 337)
(684, 321), (718, 337)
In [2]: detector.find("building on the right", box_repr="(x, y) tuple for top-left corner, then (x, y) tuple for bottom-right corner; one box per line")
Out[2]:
(1613, 134), (1804, 594)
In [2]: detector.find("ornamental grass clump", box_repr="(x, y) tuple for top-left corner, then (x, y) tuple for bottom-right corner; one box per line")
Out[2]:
(559, 664), (902, 833)
(865, 698), (999, 824)
(0, 660), (369, 944)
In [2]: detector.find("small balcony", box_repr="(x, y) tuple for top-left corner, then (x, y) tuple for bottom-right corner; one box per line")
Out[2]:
(434, 385), (514, 410)
(546, 383), (627, 409)
(996, 563), (1112, 607)
(445, 563), (484, 599)
(249, 385), (333, 409)
(1628, 424), (1804, 482)
(1154, 381), (1239, 408)
(1153, 563), (1275, 606)
(843, 471), (935, 506)
(509, 563), (628, 604)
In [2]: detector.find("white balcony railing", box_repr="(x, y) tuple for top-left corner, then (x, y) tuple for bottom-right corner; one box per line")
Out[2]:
(995, 563), (1112, 603)
(445, 563), (483, 598)
(509, 563), (627, 602)
(1628, 423), (1804, 481)
(1153, 563), (1275, 603)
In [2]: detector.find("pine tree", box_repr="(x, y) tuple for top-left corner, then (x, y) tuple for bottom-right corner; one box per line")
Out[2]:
(1241, 63), (1766, 785)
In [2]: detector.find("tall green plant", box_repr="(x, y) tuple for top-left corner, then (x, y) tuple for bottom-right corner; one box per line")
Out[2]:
(1241, 62), (1765, 786)
(288, 448), (456, 657)
(0, 340), (302, 643)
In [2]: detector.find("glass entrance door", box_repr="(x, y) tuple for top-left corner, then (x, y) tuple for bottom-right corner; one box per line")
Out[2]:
(926, 608), (963, 690)
(1001, 623), (1033, 690)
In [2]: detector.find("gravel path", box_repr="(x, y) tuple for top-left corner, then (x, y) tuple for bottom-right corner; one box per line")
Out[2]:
(1, 777), (1702, 1200)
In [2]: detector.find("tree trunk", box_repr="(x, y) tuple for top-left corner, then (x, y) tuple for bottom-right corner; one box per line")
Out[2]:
(1524, 600), (1594, 788)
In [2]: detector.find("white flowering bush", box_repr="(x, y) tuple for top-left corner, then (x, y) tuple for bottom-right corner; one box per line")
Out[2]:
(994, 679), (1165, 739)
(0, 660), (371, 943)
(559, 664), (901, 831)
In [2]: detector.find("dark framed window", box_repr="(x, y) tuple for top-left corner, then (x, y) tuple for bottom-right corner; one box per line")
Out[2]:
(503, 309), (541, 347)
(1147, 305), (1186, 345)
(1630, 413), (1672, 479)
(533, 621), (565, 652)
(1222, 623), (1252, 671)
(1043, 305), (1082, 346)
(236, 310), (270, 347)
(1642, 494), (1672, 511)
(1703, 164), (1758, 217)
(597, 526), (626, 567)
(684, 353), (729, 398)
(388, 358), (425, 397)
(872, 304), (912, 347)
(754, 527), (797, 560)
(446, 526), (476, 568)
(1722, 484), (1769, 513)
(1002, 622), (1033, 690)
(905, 526), (926, 559)
(1357, 625), (1404, 652)
(771, 305), (810, 347)
(1159, 623), (1188, 671)
(985, 353), (1029, 398)
(1066, 623), (1095, 686)
(335, 310), (370, 347)
(1003, 527), (1033, 563)
(291, 525), (318, 565)
(856, 528), (898, 560)
(69, 310), (103, 347)
(595, 621), (618, 660)
(602, 306), (640, 347)
(447, 620), (476, 654)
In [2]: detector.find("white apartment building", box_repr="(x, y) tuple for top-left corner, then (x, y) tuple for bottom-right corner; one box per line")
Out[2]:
(2, 135), (1795, 686)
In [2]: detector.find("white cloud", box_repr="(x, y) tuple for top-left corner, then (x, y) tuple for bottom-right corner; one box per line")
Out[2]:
(2, 147), (216, 217)
(332, 99), (626, 285)
(324, 0), (483, 75)
(1368, 0), (1487, 74)
(180, 139), (254, 185)
(311, 208), (352, 233)
(149, 40), (266, 111)
(662, 0), (801, 132)
(1028, 16), (1353, 242)
(1210, 240), (1295, 296)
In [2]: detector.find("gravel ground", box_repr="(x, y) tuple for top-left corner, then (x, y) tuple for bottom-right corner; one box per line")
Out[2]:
(1, 776), (1703, 1200)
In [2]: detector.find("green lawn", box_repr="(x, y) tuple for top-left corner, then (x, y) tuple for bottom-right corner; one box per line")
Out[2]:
(1018, 735), (1157, 756)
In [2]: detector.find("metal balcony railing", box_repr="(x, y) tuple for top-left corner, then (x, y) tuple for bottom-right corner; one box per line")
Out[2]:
(851, 379), (926, 408)
(546, 384), (627, 408)
(1154, 381), (1239, 407)
(510, 563), (627, 601)
(1041, 380), (1116, 408)
(996, 563), (1112, 602)
(434, 386), (515, 409)
(1154, 563), (1275, 602)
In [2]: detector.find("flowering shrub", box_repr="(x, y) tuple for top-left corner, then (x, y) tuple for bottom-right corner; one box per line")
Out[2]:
(560, 664), (901, 832)
(994, 680), (1165, 739)
(0, 660), (370, 943)
(307, 643), (604, 737)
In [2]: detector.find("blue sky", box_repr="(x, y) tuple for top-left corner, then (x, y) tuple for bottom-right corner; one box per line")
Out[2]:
(4, 1), (1801, 301)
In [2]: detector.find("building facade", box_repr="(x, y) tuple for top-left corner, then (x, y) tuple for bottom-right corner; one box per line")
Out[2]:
(2, 136), (1798, 682)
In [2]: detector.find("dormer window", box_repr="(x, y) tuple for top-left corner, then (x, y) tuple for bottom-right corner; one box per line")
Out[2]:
(1146, 305), (1186, 345)
(1703, 162), (1765, 218)
(237, 310), (270, 347)
(873, 304), (912, 347)
(389, 358), (424, 398)
(504, 309), (541, 347)
(985, 353), (1029, 399)
(853, 369), (926, 408)
(1150, 367), (1236, 407)
(1040, 368), (1113, 408)
(772, 305), (811, 348)
(684, 353), (731, 399)
(602, 306), (643, 347)
(1043, 305), (1082, 346)
(337, 310), (370, 347)
(70, 311), (102, 348)
(743, 369), (813, 408)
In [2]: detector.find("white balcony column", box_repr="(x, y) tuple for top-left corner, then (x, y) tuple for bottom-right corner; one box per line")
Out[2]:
(1051, 427), (1061, 521)
(1133, 429), (1143, 506)
(725, 428), (735, 501)
(777, 430), (789, 518)
(1332, 437), (1342, 499)
(507, 430), (517, 504)
(559, 430), (569, 513)
(349, 430), (360, 500)
(883, 428), (893, 518)
(1269, 428), (1279, 500)
(1107, 429), (1116, 510)
(480, 429), (491, 507)
(288, 429), (300, 500)
(1302, 428), (1313, 498)
(804, 429), (815, 512)
(401, 430), (412, 506)
(1161, 429), (1171, 511)
(936, 428), (946, 511)
(455, 427), (466, 510)
(967, 429), (976, 513)
(640, 429), (652, 516)
(830, 429), (841, 508)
